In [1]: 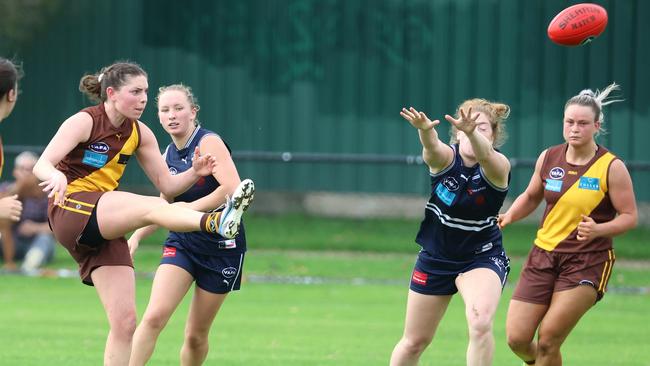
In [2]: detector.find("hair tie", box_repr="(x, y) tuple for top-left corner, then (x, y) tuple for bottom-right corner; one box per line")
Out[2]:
(98, 73), (104, 82)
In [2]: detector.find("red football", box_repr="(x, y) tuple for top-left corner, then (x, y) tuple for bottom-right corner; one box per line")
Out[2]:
(547, 3), (608, 46)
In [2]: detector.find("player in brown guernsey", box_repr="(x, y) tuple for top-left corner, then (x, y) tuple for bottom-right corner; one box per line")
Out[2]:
(0, 57), (23, 224)
(32, 61), (252, 366)
(498, 83), (638, 366)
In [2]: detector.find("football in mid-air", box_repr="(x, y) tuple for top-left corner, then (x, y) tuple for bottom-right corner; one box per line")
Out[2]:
(547, 3), (608, 46)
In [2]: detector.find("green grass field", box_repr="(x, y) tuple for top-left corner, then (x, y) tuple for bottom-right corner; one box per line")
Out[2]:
(1, 214), (648, 365)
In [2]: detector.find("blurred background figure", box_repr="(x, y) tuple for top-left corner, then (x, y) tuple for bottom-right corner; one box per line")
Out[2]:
(0, 151), (55, 272)
(0, 57), (24, 229)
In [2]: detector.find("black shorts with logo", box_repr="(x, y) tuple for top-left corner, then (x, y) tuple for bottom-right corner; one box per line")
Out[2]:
(409, 247), (510, 296)
(160, 244), (245, 294)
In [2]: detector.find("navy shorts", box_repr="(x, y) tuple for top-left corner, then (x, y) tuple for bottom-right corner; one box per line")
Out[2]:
(409, 249), (510, 296)
(160, 246), (245, 294)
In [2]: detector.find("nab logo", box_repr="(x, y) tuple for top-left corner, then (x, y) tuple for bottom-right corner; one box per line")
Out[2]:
(162, 246), (176, 258)
(549, 167), (565, 179)
(88, 142), (109, 154)
(222, 267), (237, 278)
(411, 270), (427, 285)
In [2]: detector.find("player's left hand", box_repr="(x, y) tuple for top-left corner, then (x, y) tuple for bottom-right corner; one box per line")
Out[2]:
(497, 213), (512, 230)
(191, 147), (218, 176)
(576, 215), (600, 241)
(444, 107), (479, 135)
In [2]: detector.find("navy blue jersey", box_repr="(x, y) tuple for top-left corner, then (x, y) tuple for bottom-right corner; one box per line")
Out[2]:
(164, 127), (246, 255)
(415, 144), (508, 260)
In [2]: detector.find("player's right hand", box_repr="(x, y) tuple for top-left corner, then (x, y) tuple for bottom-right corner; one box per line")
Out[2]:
(39, 170), (68, 206)
(0, 195), (23, 221)
(400, 107), (439, 131)
(191, 146), (218, 176)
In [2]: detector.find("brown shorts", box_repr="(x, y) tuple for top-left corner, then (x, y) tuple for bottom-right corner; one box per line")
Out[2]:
(48, 191), (133, 286)
(512, 246), (615, 305)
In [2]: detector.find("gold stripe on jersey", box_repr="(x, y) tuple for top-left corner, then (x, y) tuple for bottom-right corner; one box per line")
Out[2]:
(66, 197), (96, 208)
(598, 249), (615, 292)
(60, 205), (92, 216)
(66, 122), (139, 194)
(59, 196), (95, 216)
(534, 152), (616, 251)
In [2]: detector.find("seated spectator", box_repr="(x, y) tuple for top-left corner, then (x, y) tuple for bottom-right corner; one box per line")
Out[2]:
(0, 151), (55, 272)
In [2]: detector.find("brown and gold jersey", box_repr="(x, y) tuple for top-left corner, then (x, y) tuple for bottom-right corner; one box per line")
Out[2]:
(57, 103), (140, 195)
(535, 144), (617, 253)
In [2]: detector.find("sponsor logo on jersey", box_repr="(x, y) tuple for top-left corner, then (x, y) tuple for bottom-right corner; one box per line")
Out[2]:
(168, 167), (178, 175)
(467, 186), (487, 195)
(472, 174), (481, 183)
(549, 167), (565, 179)
(82, 150), (108, 168)
(222, 267), (237, 278)
(117, 154), (131, 165)
(435, 182), (457, 206)
(578, 176), (600, 191)
(411, 270), (427, 285)
(442, 176), (460, 191)
(162, 246), (176, 257)
(88, 142), (110, 154)
(545, 179), (563, 192)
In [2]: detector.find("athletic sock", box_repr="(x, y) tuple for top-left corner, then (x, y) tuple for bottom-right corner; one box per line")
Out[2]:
(200, 212), (221, 234)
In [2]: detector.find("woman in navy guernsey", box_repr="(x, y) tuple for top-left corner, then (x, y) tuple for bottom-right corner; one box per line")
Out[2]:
(128, 84), (254, 366)
(499, 83), (637, 366)
(0, 57), (23, 223)
(391, 99), (511, 366)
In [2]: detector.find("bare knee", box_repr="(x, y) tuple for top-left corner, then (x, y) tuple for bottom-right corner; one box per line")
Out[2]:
(110, 311), (137, 340)
(468, 315), (493, 339)
(507, 333), (532, 353)
(141, 309), (172, 333)
(184, 331), (209, 350)
(506, 323), (535, 352)
(466, 305), (494, 341)
(398, 335), (433, 356)
(537, 335), (562, 357)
